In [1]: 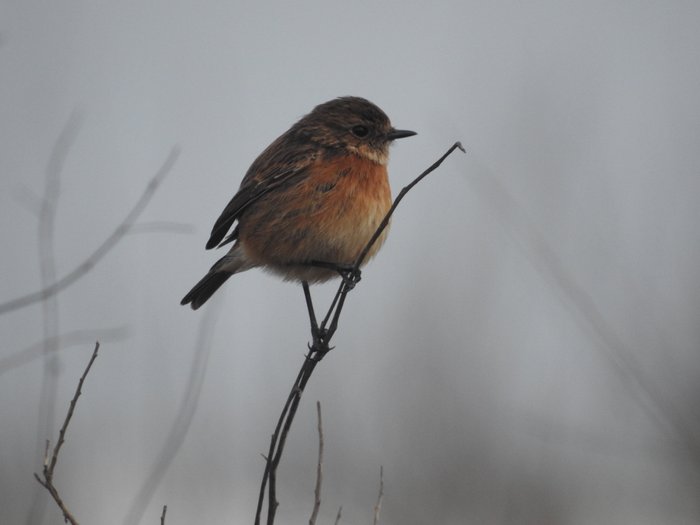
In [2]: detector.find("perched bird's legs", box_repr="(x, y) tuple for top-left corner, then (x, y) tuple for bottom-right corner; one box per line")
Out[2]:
(302, 281), (329, 357)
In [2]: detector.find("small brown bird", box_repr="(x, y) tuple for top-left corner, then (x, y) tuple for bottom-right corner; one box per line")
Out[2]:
(181, 96), (416, 309)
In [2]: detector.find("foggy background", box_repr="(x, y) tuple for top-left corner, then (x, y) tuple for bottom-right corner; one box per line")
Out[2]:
(2, 1), (699, 524)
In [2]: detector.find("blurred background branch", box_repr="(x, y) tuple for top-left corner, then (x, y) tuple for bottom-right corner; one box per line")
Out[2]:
(123, 296), (222, 525)
(470, 161), (700, 467)
(0, 146), (181, 316)
(0, 326), (128, 376)
(29, 112), (82, 523)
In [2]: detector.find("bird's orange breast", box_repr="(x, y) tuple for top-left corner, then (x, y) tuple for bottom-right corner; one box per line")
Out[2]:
(238, 153), (392, 280)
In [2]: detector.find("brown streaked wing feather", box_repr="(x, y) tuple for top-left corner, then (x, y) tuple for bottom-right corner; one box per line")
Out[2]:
(206, 132), (317, 249)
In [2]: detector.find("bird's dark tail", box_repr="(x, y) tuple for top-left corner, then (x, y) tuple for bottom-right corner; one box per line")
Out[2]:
(181, 245), (256, 310)
(180, 270), (233, 310)
(181, 243), (257, 310)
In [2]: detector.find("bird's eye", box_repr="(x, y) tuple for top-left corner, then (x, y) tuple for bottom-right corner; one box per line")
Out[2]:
(351, 125), (369, 138)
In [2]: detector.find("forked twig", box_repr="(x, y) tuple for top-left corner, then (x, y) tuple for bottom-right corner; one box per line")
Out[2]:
(34, 342), (100, 525)
(254, 142), (464, 524)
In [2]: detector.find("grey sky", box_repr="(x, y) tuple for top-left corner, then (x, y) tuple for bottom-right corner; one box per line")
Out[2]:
(2, 2), (699, 524)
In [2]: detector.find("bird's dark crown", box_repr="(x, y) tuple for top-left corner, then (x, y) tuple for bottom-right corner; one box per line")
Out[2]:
(292, 96), (395, 164)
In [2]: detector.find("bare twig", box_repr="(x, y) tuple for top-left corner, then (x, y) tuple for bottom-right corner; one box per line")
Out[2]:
(34, 342), (100, 525)
(309, 401), (323, 525)
(160, 505), (167, 524)
(372, 466), (384, 525)
(334, 506), (342, 525)
(320, 141), (466, 341)
(14, 119), (178, 523)
(356, 142), (465, 271)
(255, 142), (464, 524)
(0, 147), (180, 316)
(123, 296), (222, 525)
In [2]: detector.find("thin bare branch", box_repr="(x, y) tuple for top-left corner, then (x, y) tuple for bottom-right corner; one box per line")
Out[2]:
(34, 342), (100, 525)
(309, 401), (323, 525)
(321, 141), (466, 342)
(0, 147), (181, 316)
(160, 505), (167, 524)
(354, 141), (465, 271)
(372, 466), (384, 525)
(255, 142), (464, 524)
(53, 343), (99, 476)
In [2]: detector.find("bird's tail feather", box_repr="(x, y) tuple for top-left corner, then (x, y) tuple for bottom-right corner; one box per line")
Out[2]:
(180, 270), (233, 310)
(181, 246), (256, 310)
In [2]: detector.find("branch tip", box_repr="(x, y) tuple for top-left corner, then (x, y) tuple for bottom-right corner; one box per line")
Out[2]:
(256, 143), (459, 524)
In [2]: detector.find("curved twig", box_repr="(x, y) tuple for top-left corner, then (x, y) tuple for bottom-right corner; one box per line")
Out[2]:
(0, 147), (180, 316)
(254, 142), (465, 524)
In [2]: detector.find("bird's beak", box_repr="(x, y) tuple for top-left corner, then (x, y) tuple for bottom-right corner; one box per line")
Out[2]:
(386, 128), (417, 141)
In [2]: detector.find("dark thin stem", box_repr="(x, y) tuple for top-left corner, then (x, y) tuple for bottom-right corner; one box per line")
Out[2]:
(353, 141), (465, 271)
(320, 286), (343, 331)
(255, 142), (464, 524)
(323, 141), (465, 338)
(324, 284), (350, 341)
(255, 363), (311, 525)
(267, 359), (319, 525)
(50, 343), (99, 475)
(302, 281), (320, 340)
(255, 435), (275, 524)
(34, 342), (100, 525)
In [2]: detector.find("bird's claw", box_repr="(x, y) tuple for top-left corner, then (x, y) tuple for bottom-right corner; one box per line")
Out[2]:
(338, 268), (362, 290)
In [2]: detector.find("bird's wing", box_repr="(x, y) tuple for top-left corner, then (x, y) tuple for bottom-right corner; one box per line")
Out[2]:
(206, 133), (318, 249)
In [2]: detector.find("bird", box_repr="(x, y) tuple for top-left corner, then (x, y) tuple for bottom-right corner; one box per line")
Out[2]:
(181, 96), (416, 310)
